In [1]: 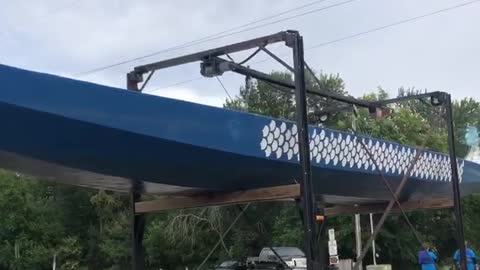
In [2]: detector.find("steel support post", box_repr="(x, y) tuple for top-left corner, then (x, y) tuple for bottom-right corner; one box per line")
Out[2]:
(291, 31), (321, 270)
(126, 76), (146, 270)
(445, 94), (468, 270)
(317, 216), (328, 268)
(131, 191), (146, 270)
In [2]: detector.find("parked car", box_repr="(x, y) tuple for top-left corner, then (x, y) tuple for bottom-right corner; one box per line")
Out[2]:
(251, 247), (307, 269)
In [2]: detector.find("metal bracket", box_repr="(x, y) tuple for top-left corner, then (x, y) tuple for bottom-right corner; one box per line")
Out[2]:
(126, 71), (143, 91)
(200, 57), (228, 77)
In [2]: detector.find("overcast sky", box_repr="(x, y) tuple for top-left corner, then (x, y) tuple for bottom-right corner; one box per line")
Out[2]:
(1, 0), (479, 107)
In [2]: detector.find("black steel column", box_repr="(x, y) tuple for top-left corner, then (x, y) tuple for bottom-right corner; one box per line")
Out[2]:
(445, 94), (468, 270)
(291, 31), (321, 270)
(131, 191), (146, 270)
(126, 75), (146, 270)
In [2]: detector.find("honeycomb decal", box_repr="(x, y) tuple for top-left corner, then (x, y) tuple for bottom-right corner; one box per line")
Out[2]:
(260, 120), (299, 160)
(260, 120), (465, 182)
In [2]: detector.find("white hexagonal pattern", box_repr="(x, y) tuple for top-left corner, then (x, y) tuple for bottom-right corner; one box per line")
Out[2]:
(260, 120), (465, 182)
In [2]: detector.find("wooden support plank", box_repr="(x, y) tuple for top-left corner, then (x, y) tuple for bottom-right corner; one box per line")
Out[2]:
(325, 198), (453, 217)
(135, 184), (300, 213)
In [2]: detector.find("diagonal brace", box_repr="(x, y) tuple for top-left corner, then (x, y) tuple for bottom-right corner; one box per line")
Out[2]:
(353, 147), (423, 270)
(359, 140), (428, 248)
(260, 46), (294, 72)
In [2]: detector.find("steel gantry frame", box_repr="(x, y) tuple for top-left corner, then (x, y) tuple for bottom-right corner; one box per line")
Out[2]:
(125, 30), (467, 270)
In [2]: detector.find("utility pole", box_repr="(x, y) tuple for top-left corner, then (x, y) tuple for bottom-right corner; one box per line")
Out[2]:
(355, 214), (362, 270)
(52, 254), (56, 270)
(370, 213), (377, 265)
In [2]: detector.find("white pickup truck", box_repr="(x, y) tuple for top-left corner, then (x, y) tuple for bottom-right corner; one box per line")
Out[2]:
(248, 247), (307, 269)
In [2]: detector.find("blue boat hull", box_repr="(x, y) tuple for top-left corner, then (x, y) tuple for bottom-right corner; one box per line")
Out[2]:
(0, 64), (479, 204)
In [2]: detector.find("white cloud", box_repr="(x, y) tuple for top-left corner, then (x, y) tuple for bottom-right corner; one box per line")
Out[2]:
(147, 86), (225, 108)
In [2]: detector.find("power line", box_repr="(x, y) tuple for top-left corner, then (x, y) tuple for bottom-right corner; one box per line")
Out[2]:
(152, 77), (204, 90)
(215, 76), (233, 101)
(73, 0), (358, 77)
(73, 0), (336, 77)
(147, 0), (480, 92)
(308, 0), (480, 50)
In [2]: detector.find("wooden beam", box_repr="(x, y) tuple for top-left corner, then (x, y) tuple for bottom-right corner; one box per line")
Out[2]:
(325, 198), (453, 217)
(135, 184), (300, 213)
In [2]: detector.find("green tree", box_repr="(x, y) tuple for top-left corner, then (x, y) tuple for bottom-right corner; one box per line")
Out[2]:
(89, 190), (130, 269)
(225, 71), (346, 123)
(0, 171), (63, 269)
(56, 237), (83, 270)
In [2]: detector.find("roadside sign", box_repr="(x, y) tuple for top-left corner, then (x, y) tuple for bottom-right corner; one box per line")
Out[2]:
(329, 255), (339, 265)
(328, 228), (339, 261)
(329, 244), (338, 256)
(328, 229), (335, 241)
